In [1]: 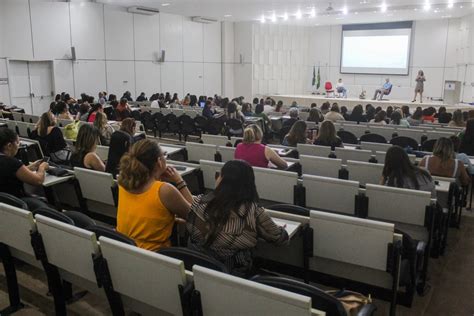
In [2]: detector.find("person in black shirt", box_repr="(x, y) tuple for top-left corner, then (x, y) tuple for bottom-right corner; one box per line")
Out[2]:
(313, 120), (344, 148)
(31, 112), (69, 161)
(106, 118), (136, 177)
(136, 92), (147, 102)
(0, 128), (49, 201)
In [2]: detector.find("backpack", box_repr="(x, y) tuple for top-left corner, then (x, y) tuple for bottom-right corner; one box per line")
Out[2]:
(64, 120), (80, 140)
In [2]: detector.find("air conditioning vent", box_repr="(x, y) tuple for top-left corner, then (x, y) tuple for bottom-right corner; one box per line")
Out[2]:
(127, 6), (160, 15)
(191, 16), (218, 24)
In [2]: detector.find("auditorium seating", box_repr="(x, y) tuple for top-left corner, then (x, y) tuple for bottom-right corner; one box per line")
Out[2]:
(300, 155), (342, 178)
(253, 167), (299, 204)
(297, 144), (331, 157)
(346, 160), (384, 186)
(185, 142), (218, 162)
(335, 147), (373, 163)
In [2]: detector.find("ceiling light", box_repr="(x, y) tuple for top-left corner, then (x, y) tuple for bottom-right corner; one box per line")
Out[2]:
(283, 13), (289, 21)
(310, 7), (316, 18)
(224, 14), (232, 17)
(295, 10), (302, 19)
(161, 3), (170, 6)
(271, 13), (276, 22)
(459, 5), (463, 8)
(260, 15), (265, 23)
(354, 11), (359, 14)
(381, 3), (387, 12)
(447, 0), (454, 8)
(423, 1), (431, 11)
(342, 6), (348, 14)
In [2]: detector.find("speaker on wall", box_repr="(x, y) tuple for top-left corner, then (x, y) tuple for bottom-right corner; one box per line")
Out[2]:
(160, 50), (165, 62)
(71, 46), (76, 61)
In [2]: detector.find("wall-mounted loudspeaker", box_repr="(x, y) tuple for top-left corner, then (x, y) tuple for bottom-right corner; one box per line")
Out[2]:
(239, 54), (244, 64)
(71, 46), (76, 61)
(154, 50), (166, 63)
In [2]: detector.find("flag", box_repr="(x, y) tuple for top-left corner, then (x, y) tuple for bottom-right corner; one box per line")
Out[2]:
(316, 66), (321, 90)
(312, 66), (316, 86)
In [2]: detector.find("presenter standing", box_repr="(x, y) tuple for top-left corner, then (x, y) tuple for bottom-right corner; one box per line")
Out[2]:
(412, 70), (426, 103)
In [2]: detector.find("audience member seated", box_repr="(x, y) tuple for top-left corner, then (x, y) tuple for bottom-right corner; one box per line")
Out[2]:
(55, 101), (74, 120)
(459, 119), (474, 155)
(70, 124), (105, 171)
(76, 102), (91, 121)
(370, 110), (387, 125)
(202, 100), (217, 118)
(275, 100), (284, 113)
(407, 108), (423, 126)
(185, 160), (289, 276)
(241, 103), (253, 116)
(282, 108), (299, 130)
(448, 110), (465, 128)
(340, 106), (350, 120)
(324, 103), (345, 123)
(422, 107), (436, 123)
(282, 121), (311, 147)
(117, 139), (192, 251)
(402, 105), (411, 118)
(307, 107), (323, 123)
(436, 106), (452, 124)
(365, 104), (376, 121)
(136, 92), (147, 102)
(386, 106), (394, 120)
(390, 110), (410, 127)
(313, 120), (344, 148)
(105, 118), (136, 177)
(94, 112), (114, 145)
(420, 137), (470, 186)
(381, 146), (436, 197)
(122, 91), (133, 102)
(451, 135), (474, 175)
(253, 104), (271, 131)
(348, 104), (367, 123)
(263, 98), (273, 113)
(115, 98), (132, 121)
(0, 128), (49, 209)
(320, 102), (330, 115)
(31, 112), (69, 161)
(235, 125), (288, 169)
(372, 78), (392, 100)
(87, 103), (104, 123)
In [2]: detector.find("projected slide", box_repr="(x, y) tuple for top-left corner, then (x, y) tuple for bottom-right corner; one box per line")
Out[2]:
(340, 23), (412, 75)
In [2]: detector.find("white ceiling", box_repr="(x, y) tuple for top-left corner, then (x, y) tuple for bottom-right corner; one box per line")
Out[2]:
(95, 0), (474, 25)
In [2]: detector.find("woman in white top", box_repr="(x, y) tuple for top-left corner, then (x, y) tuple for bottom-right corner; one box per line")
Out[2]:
(369, 110), (387, 125)
(336, 78), (347, 98)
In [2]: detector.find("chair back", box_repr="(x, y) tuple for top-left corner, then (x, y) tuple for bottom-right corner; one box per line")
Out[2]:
(74, 167), (116, 205)
(297, 144), (331, 157)
(86, 225), (136, 246)
(253, 167), (299, 203)
(390, 136), (418, 150)
(267, 204), (310, 217)
(96, 145), (109, 161)
(217, 146), (235, 162)
(359, 133), (387, 144)
(302, 175), (359, 215)
(15, 121), (30, 138)
(201, 134), (230, 146)
(340, 124), (369, 138)
(337, 130), (358, 144)
(186, 142), (217, 162)
(0, 203), (36, 256)
(12, 112), (23, 122)
(0, 193), (29, 210)
(395, 129), (424, 143)
(300, 155), (342, 178)
(347, 160), (384, 186)
(370, 126), (395, 140)
(426, 130), (455, 140)
(421, 139), (436, 152)
(310, 210), (395, 271)
(193, 265), (318, 316)
(99, 236), (187, 315)
(159, 247), (229, 273)
(334, 147), (373, 163)
(200, 160), (225, 190)
(324, 82), (333, 91)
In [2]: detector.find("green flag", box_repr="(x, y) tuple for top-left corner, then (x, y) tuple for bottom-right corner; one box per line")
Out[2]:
(316, 66), (321, 90)
(312, 66), (316, 86)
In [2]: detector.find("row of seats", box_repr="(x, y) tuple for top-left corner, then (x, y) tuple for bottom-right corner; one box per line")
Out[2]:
(0, 201), (383, 316)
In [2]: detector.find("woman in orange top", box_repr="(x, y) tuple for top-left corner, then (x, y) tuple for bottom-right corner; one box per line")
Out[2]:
(117, 139), (192, 251)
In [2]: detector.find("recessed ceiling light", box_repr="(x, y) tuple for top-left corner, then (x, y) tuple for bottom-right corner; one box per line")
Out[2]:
(414, 7), (418, 11)
(354, 11), (359, 14)
(161, 3), (170, 6)
(310, 7), (316, 18)
(381, 3), (387, 12)
(224, 14), (232, 17)
(283, 13), (289, 21)
(342, 6), (348, 14)
(423, 1), (431, 11)
(295, 10), (302, 19)
(260, 15), (265, 23)
(459, 5), (463, 8)
(447, 0), (454, 8)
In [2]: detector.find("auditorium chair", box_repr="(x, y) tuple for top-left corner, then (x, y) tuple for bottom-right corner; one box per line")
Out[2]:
(334, 147), (373, 164)
(159, 247), (229, 273)
(199, 160), (224, 190)
(185, 142), (218, 163)
(179, 114), (196, 141)
(337, 130), (358, 144)
(297, 144), (332, 157)
(0, 192), (29, 210)
(252, 276), (377, 316)
(201, 134), (231, 146)
(390, 136), (419, 150)
(217, 145), (235, 162)
(324, 81), (335, 97)
(300, 155), (343, 179)
(346, 160), (384, 186)
(421, 139), (437, 152)
(86, 224), (136, 246)
(206, 118), (225, 135)
(359, 133), (387, 144)
(194, 116), (208, 137)
(192, 265), (326, 316)
(253, 167), (300, 204)
(140, 111), (156, 137)
(267, 204), (310, 216)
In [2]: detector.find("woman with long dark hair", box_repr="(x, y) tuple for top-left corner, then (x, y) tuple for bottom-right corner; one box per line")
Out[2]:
(460, 119), (474, 155)
(381, 146), (436, 197)
(186, 160), (288, 275)
(70, 124), (105, 171)
(282, 120), (310, 147)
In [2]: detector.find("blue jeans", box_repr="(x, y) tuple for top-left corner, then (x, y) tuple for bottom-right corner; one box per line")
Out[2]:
(337, 87), (347, 97)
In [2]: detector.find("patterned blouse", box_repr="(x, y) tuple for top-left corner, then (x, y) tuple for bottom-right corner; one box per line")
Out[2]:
(186, 194), (289, 275)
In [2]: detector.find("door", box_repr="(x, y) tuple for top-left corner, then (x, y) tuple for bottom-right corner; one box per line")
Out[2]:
(9, 60), (53, 115)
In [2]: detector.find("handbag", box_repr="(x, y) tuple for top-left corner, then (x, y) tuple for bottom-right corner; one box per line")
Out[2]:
(64, 120), (80, 140)
(326, 289), (372, 316)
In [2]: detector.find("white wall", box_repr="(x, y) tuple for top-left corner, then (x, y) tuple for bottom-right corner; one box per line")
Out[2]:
(0, 0), (222, 107)
(251, 15), (474, 103)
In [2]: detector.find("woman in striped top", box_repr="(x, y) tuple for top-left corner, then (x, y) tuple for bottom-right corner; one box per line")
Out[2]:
(186, 160), (289, 276)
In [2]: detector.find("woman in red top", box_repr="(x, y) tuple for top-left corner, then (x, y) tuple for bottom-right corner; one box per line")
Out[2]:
(421, 107), (436, 123)
(87, 103), (104, 123)
(234, 124), (288, 169)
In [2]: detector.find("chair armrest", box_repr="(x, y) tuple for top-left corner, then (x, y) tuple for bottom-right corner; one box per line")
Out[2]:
(357, 304), (377, 316)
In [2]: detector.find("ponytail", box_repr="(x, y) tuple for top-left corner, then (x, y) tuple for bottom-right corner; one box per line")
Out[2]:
(118, 139), (162, 191)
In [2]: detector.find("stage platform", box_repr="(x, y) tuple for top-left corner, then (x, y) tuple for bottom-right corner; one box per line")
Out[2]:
(267, 94), (472, 112)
